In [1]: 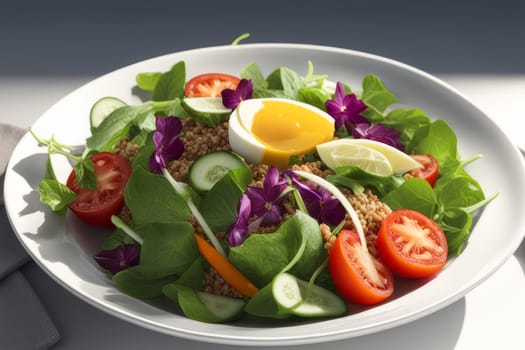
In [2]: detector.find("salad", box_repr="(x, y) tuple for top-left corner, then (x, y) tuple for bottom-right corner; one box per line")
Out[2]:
(32, 58), (496, 323)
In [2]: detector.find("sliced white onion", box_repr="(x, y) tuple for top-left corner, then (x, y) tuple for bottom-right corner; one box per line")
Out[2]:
(163, 168), (226, 257)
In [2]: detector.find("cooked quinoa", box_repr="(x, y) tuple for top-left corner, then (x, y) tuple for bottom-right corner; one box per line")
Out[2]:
(114, 115), (392, 298)
(168, 118), (230, 182)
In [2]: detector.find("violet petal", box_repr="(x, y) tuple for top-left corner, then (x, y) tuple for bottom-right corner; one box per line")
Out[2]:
(227, 194), (252, 246)
(221, 79), (253, 109)
(325, 82), (369, 133)
(94, 244), (140, 275)
(149, 116), (185, 173)
(352, 123), (404, 150)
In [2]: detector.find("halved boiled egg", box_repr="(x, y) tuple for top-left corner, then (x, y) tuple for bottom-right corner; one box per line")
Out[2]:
(228, 98), (335, 169)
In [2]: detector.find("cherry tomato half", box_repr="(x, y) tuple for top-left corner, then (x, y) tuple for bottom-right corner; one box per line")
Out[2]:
(184, 73), (240, 97)
(66, 152), (132, 227)
(376, 209), (448, 278)
(328, 229), (394, 305)
(409, 154), (439, 187)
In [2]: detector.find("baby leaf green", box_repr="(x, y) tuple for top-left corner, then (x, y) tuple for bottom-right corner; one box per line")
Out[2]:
(124, 167), (190, 225)
(152, 61), (186, 101)
(136, 72), (162, 91)
(112, 265), (178, 299)
(137, 221), (198, 276)
(199, 166), (252, 232)
(229, 212), (325, 288)
(38, 179), (78, 215)
(360, 74), (397, 121)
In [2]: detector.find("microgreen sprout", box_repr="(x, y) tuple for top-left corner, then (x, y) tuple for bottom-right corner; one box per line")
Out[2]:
(30, 128), (98, 190)
(303, 60), (329, 88)
(30, 129), (82, 162)
(231, 33), (251, 45)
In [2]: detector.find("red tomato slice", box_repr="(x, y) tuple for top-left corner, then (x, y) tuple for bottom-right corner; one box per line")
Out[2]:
(184, 73), (240, 97)
(328, 229), (394, 305)
(409, 154), (439, 187)
(66, 152), (131, 227)
(376, 209), (448, 278)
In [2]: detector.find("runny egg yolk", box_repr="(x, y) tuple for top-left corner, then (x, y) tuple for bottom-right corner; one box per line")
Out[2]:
(250, 100), (334, 169)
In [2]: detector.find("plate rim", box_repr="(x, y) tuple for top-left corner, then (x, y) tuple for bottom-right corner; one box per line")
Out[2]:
(4, 42), (525, 346)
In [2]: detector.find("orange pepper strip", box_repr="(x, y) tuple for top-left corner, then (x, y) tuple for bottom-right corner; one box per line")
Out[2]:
(193, 234), (259, 297)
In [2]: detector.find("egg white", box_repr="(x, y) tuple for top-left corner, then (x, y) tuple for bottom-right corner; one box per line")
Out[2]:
(228, 98), (335, 166)
(228, 104), (265, 164)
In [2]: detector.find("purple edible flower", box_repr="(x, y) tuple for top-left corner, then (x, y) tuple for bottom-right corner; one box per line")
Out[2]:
(221, 79), (253, 109)
(227, 194), (252, 246)
(227, 167), (290, 246)
(149, 116), (185, 173)
(352, 123), (404, 151)
(245, 167), (288, 227)
(325, 81), (368, 132)
(287, 172), (345, 226)
(93, 244), (140, 275)
(305, 186), (346, 226)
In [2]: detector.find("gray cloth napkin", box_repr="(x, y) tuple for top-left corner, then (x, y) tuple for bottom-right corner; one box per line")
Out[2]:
(0, 123), (61, 350)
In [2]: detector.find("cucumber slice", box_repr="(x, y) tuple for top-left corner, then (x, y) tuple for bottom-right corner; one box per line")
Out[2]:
(272, 273), (347, 318)
(197, 292), (245, 322)
(90, 96), (127, 129)
(189, 151), (247, 192)
(272, 272), (303, 310)
(181, 97), (232, 127)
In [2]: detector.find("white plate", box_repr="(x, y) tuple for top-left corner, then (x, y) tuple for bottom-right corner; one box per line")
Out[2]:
(4, 44), (525, 346)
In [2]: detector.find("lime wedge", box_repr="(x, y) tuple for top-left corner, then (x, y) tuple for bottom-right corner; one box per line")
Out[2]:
(317, 139), (422, 175)
(349, 139), (422, 174)
(317, 139), (393, 176)
(181, 97), (231, 127)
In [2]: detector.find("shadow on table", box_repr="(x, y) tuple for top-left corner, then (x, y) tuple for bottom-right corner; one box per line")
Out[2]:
(322, 298), (466, 350)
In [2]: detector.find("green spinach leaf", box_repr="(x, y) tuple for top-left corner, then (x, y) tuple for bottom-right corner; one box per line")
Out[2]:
(360, 74), (397, 121)
(136, 72), (162, 91)
(199, 166), (252, 232)
(229, 212), (325, 287)
(152, 61), (186, 101)
(328, 166), (405, 196)
(244, 283), (291, 319)
(101, 228), (136, 250)
(124, 167), (190, 224)
(380, 108), (431, 146)
(266, 67), (305, 99)
(240, 62), (267, 90)
(38, 179), (78, 215)
(87, 105), (139, 151)
(112, 265), (178, 299)
(163, 285), (220, 323)
(72, 151), (97, 190)
(407, 120), (458, 163)
(137, 221), (198, 276)
(382, 178), (438, 218)
(297, 87), (331, 111)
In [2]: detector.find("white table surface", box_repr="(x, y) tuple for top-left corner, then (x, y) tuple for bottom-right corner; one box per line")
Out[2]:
(1, 74), (524, 349)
